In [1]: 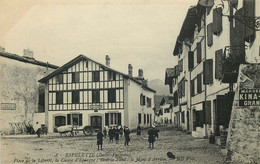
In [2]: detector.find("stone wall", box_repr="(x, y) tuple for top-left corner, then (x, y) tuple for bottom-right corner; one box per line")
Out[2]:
(226, 64), (260, 163)
(0, 56), (56, 134)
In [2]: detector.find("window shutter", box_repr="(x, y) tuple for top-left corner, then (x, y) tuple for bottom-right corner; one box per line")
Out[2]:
(203, 59), (213, 84)
(140, 94), (143, 106)
(67, 114), (71, 125)
(182, 80), (185, 97)
(143, 95), (146, 105)
(207, 23), (213, 46)
(188, 51), (194, 70)
(191, 80), (195, 97)
(178, 83), (182, 98)
(243, 0), (255, 42)
(197, 74), (202, 93)
(215, 49), (223, 79)
(216, 95), (225, 125)
(118, 113), (121, 126)
(169, 83), (173, 94)
(213, 7), (223, 35)
(178, 59), (183, 72)
(79, 114), (82, 126)
(105, 113), (109, 126)
(204, 101), (211, 124)
(197, 42), (202, 63)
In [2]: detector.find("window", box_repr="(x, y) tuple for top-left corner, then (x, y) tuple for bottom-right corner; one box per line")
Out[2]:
(106, 113), (121, 126)
(72, 91), (79, 104)
(67, 114), (82, 126)
(203, 59), (213, 84)
(72, 72), (80, 83)
(38, 91), (45, 112)
(144, 114), (146, 124)
(56, 91), (63, 104)
(182, 80), (185, 97)
(56, 74), (63, 84)
(138, 113), (141, 124)
(85, 61), (88, 68)
(143, 95), (146, 106)
(108, 89), (116, 103)
(92, 90), (100, 103)
(147, 114), (149, 124)
(108, 71), (116, 81)
(207, 23), (213, 46)
(92, 71), (100, 82)
(140, 94), (143, 106)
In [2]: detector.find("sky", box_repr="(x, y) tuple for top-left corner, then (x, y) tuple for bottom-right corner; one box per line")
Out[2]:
(0, 0), (197, 81)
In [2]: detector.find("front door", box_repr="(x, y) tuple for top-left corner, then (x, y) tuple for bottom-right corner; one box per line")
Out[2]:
(91, 116), (102, 130)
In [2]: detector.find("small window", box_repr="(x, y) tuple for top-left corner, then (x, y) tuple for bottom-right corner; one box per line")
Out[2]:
(92, 90), (100, 103)
(72, 91), (79, 104)
(67, 114), (82, 126)
(92, 71), (100, 82)
(56, 74), (63, 84)
(108, 71), (116, 81)
(108, 89), (116, 103)
(56, 91), (63, 104)
(72, 72), (80, 83)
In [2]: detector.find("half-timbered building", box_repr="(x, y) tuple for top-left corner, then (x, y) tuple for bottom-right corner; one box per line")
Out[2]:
(39, 55), (155, 132)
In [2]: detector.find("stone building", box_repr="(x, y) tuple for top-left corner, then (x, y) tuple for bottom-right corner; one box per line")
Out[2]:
(38, 55), (155, 132)
(166, 0), (259, 163)
(0, 49), (58, 135)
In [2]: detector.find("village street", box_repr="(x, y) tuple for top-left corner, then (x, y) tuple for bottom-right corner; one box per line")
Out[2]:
(1, 126), (225, 164)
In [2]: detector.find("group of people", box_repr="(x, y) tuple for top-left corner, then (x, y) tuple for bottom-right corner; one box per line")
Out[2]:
(96, 126), (131, 150)
(97, 125), (159, 150)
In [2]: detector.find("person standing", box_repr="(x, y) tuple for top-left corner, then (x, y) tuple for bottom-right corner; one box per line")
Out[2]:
(137, 125), (141, 136)
(148, 127), (156, 149)
(108, 127), (113, 142)
(97, 130), (104, 150)
(103, 127), (107, 139)
(115, 127), (120, 144)
(124, 127), (130, 146)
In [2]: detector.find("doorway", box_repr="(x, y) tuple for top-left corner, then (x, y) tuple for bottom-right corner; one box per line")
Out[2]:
(91, 116), (102, 130)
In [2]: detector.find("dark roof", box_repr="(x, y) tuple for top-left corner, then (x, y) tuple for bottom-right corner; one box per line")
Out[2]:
(173, 5), (203, 56)
(0, 51), (58, 69)
(38, 54), (156, 93)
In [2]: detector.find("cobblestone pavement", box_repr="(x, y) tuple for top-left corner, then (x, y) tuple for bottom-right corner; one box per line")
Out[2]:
(1, 126), (225, 164)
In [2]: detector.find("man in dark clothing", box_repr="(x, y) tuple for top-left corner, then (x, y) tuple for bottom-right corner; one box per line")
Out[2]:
(103, 127), (107, 138)
(36, 128), (41, 138)
(97, 130), (104, 150)
(124, 127), (130, 146)
(136, 125), (141, 136)
(148, 127), (156, 149)
(108, 127), (113, 142)
(115, 127), (120, 144)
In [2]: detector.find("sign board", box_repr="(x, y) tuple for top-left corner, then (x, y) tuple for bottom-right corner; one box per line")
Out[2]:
(1, 103), (16, 110)
(239, 89), (260, 106)
(89, 105), (102, 109)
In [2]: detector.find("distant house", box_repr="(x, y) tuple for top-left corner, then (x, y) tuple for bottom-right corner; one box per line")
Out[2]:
(38, 55), (156, 132)
(0, 49), (58, 134)
(156, 96), (173, 124)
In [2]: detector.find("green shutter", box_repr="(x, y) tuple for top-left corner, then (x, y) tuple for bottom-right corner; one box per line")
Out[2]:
(79, 114), (82, 126)
(197, 42), (202, 63)
(215, 49), (223, 79)
(67, 114), (71, 125)
(118, 113), (121, 126)
(213, 7), (223, 35)
(207, 23), (213, 46)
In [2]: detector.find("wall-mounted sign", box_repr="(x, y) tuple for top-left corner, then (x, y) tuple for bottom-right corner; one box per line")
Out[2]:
(1, 103), (16, 110)
(239, 89), (260, 106)
(90, 105), (102, 110)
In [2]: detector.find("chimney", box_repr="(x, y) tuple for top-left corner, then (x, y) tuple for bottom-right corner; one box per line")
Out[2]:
(138, 69), (143, 78)
(128, 64), (133, 77)
(0, 46), (5, 52)
(105, 55), (110, 67)
(23, 49), (34, 59)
